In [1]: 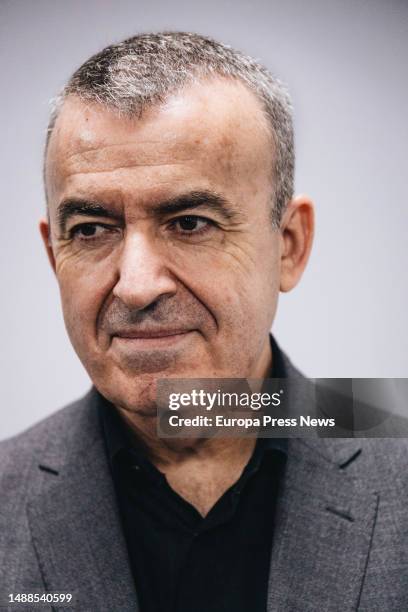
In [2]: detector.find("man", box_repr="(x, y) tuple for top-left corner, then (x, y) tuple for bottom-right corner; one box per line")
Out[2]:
(1, 32), (407, 612)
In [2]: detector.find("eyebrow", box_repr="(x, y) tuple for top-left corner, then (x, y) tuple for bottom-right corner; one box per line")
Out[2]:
(153, 191), (238, 221)
(56, 190), (239, 233)
(57, 200), (122, 233)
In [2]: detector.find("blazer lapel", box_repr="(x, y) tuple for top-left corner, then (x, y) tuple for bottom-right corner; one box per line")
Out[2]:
(26, 392), (139, 611)
(267, 438), (378, 612)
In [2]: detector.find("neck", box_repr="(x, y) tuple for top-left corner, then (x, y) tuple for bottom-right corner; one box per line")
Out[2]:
(115, 337), (273, 514)
(117, 410), (257, 516)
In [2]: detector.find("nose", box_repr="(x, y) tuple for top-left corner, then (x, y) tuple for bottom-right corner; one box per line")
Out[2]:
(112, 231), (177, 310)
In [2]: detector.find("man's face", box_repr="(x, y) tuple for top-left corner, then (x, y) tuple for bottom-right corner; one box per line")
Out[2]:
(43, 79), (286, 412)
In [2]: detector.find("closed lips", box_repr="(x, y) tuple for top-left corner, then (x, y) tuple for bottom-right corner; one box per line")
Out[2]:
(113, 329), (191, 339)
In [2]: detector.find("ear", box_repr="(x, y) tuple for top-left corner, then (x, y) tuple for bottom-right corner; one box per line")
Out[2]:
(39, 217), (56, 273)
(279, 194), (314, 292)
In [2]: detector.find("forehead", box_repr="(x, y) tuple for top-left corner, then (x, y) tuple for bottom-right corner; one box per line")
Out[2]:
(46, 78), (273, 207)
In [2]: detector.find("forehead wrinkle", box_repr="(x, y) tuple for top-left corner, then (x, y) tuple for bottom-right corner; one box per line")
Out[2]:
(61, 161), (191, 178)
(52, 139), (250, 199)
(53, 143), (194, 178)
(65, 138), (178, 158)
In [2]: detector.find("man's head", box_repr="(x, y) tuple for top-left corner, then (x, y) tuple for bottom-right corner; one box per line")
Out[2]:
(40, 32), (314, 415)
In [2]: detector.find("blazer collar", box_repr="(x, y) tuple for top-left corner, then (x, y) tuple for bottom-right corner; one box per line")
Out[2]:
(26, 389), (139, 611)
(266, 345), (377, 610)
(267, 436), (378, 611)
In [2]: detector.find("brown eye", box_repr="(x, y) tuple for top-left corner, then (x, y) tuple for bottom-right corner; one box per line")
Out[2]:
(178, 216), (200, 231)
(173, 216), (212, 233)
(70, 223), (119, 241)
(78, 223), (98, 237)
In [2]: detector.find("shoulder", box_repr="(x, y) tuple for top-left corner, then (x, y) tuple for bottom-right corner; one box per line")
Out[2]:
(281, 359), (408, 474)
(0, 389), (99, 488)
(354, 437), (408, 481)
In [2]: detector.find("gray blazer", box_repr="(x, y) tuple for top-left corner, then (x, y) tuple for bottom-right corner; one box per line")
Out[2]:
(1, 359), (408, 611)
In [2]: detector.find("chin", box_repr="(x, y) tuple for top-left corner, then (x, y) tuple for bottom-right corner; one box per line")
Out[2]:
(94, 371), (167, 416)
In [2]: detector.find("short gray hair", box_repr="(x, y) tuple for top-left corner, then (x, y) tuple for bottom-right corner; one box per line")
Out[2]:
(46, 31), (294, 224)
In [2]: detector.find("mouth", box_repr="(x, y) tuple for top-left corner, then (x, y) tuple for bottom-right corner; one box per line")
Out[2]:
(112, 329), (193, 348)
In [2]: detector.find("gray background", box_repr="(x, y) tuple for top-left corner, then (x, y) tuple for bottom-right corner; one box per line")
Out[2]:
(1, 0), (407, 440)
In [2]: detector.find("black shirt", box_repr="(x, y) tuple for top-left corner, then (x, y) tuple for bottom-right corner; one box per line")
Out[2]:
(99, 339), (288, 612)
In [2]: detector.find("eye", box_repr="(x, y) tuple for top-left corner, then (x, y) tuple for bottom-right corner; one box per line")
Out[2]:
(70, 223), (116, 240)
(170, 215), (214, 234)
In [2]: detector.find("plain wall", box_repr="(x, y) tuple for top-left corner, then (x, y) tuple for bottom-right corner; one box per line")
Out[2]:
(1, 0), (407, 440)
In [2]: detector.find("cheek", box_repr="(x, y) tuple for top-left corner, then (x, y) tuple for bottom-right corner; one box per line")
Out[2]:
(220, 275), (279, 334)
(56, 258), (116, 346)
(168, 234), (281, 331)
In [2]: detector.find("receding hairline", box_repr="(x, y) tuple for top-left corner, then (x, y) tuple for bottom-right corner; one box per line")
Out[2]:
(45, 73), (275, 160)
(44, 75), (276, 196)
